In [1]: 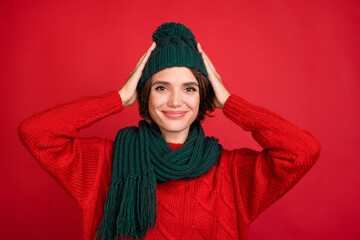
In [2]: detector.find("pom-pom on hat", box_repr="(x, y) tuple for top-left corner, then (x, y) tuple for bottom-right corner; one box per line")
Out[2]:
(137, 22), (209, 94)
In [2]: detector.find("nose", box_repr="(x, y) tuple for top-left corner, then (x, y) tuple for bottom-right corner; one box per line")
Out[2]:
(168, 90), (182, 107)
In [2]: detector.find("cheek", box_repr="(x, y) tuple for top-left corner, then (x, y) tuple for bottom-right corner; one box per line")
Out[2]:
(148, 98), (157, 122)
(148, 92), (166, 116)
(148, 94), (156, 116)
(189, 94), (200, 109)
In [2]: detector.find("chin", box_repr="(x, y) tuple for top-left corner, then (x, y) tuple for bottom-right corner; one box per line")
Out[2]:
(153, 115), (197, 134)
(162, 122), (191, 132)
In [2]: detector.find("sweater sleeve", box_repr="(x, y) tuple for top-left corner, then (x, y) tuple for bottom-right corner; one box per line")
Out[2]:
(222, 94), (321, 224)
(18, 90), (124, 210)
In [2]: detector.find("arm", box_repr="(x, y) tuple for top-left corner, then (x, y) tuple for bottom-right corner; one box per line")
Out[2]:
(18, 90), (124, 210)
(223, 94), (321, 223)
(196, 43), (321, 223)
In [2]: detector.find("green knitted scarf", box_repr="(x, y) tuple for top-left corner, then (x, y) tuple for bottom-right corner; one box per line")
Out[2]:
(95, 120), (223, 240)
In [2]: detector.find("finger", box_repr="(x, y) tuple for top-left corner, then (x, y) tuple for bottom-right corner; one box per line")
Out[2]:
(133, 42), (155, 70)
(200, 49), (225, 86)
(198, 44), (212, 72)
(149, 41), (156, 50)
(137, 49), (152, 70)
(201, 50), (218, 81)
(197, 42), (203, 54)
(134, 44), (155, 75)
(132, 51), (147, 73)
(198, 43), (217, 75)
(202, 51), (224, 84)
(135, 42), (156, 68)
(202, 50), (216, 82)
(141, 42), (156, 64)
(202, 51), (218, 76)
(198, 43), (220, 76)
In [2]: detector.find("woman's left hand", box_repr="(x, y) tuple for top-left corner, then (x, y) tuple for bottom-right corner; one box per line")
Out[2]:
(197, 42), (231, 109)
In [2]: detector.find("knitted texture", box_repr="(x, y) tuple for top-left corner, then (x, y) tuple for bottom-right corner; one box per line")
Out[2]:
(137, 22), (209, 94)
(96, 120), (222, 240)
(18, 90), (321, 240)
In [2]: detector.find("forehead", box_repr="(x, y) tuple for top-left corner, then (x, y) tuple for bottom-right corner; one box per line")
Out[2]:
(151, 66), (197, 83)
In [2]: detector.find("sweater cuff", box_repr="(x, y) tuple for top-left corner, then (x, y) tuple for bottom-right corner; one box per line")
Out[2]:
(95, 90), (124, 113)
(222, 93), (269, 131)
(223, 93), (252, 120)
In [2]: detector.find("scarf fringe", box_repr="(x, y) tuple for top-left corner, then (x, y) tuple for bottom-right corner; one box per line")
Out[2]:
(95, 172), (158, 240)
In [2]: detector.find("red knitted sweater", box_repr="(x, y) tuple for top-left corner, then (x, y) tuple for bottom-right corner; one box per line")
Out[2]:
(18, 90), (321, 240)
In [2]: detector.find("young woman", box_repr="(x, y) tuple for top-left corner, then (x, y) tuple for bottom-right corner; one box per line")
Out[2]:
(18, 22), (321, 240)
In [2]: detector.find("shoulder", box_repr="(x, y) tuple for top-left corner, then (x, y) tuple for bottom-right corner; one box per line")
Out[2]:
(220, 147), (258, 158)
(218, 148), (260, 169)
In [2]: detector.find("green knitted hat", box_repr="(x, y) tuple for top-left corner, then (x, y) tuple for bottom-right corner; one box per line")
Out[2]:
(137, 22), (209, 94)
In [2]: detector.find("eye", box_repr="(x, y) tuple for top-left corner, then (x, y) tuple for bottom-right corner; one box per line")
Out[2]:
(155, 86), (167, 91)
(185, 87), (197, 92)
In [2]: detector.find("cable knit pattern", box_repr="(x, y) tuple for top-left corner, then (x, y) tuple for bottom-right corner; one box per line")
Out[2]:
(18, 90), (321, 240)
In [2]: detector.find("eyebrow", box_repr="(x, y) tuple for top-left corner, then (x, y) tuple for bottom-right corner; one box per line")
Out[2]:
(152, 81), (199, 87)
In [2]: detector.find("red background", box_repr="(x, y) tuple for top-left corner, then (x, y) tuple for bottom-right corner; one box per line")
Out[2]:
(1, 0), (359, 239)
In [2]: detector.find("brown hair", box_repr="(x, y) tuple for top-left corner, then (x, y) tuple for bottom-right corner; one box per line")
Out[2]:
(138, 67), (215, 125)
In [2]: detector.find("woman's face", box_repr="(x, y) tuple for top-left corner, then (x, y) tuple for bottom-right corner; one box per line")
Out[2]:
(148, 66), (200, 140)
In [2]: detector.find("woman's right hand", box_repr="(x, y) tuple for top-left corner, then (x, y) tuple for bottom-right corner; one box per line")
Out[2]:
(119, 41), (156, 107)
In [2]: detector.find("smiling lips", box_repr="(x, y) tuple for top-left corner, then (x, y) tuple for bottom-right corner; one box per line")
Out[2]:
(162, 111), (188, 119)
